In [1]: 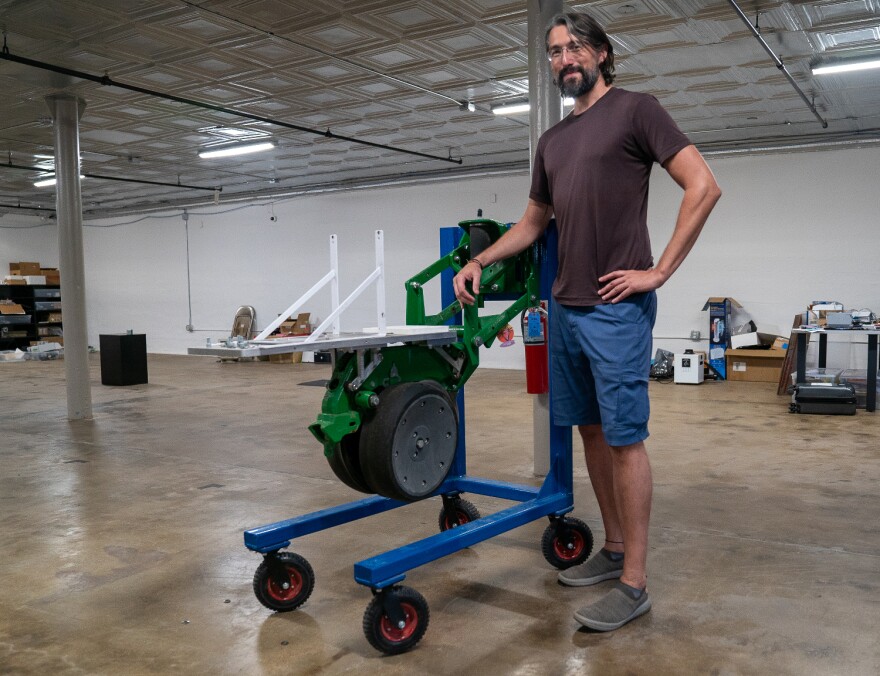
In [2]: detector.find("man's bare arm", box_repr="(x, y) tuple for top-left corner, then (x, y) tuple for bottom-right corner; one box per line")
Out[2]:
(598, 145), (721, 303)
(453, 199), (553, 305)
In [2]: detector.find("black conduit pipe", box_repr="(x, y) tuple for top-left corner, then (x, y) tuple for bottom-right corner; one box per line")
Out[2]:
(727, 0), (827, 128)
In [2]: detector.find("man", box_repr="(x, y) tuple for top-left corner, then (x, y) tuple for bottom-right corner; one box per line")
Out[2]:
(453, 11), (720, 631)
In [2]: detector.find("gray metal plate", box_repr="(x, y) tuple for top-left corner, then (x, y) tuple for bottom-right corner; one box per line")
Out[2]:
(188, 327), (457, 358)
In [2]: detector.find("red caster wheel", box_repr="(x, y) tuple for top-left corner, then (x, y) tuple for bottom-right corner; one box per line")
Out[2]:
(252, 551), (315, 611)
(541, 516), (593, 569)
(362, 585), (429, 654)
(438, 497), (480, 532)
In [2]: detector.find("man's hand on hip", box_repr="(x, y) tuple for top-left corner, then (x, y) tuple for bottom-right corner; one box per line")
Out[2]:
(598, 268), (666, 303)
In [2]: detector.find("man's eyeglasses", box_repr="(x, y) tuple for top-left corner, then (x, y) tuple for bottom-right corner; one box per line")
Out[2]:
(547, 42), (587, 62)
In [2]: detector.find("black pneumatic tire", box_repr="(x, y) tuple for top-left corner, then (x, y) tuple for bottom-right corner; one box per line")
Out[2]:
(362, 586), (430, 655)
(438, 498), (481, 532)
(541, 517), (593, 569)
(252, 552), (315, 612)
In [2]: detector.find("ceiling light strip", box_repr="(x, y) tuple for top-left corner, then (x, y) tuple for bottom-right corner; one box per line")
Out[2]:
(726, 0), (827, 129)
(198, 142), (275, 159)
(0, 50), (462, 166)
(493, 98), (574, 115)
(813, 59), (880, 75)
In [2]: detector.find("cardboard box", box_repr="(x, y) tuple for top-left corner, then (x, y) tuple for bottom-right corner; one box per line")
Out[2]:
(3, 276), (26, 285)
(702, 297), (742, 380)
(730, 331), (785, 349)
(40, 268), (60, 285)
(10, 262), (41, 276)
(269, 351), (302, 364)
(771, 336), (789, 351)
(279, 312), (311, 336)
(47, 312), (63, 323)
(0, 302), (26, 315)
(725, 348), (786, 383)
(23, 275), (47, 285)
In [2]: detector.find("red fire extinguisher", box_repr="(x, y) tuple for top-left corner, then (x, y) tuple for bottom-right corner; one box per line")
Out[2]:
(521, 302), (548, 394)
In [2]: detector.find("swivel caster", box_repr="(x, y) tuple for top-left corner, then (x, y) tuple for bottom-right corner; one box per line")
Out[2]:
(363, 585), (429, 654)
(252, 551), (315, 611)
(541, 516), (593, 569)
(438, 495), (481, 532)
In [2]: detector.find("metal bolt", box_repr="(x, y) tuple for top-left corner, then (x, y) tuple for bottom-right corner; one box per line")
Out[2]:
(398, 620), (406, 629)
(453, 255), (460, 263)
(490, 284), (499, 292)
(473, 336), (483, 347)
(410, 281), (421, 290)
(566, 542), (574, 550)
(281, 582), (290, 590)
(530, 295), (537, 302)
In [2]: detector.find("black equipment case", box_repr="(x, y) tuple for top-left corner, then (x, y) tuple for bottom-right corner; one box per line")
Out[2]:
(790, 383), (857, 415)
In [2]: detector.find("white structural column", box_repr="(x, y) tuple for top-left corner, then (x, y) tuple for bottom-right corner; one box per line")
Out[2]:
(47, 95), (92, 420)
(528, 0), (562, 476)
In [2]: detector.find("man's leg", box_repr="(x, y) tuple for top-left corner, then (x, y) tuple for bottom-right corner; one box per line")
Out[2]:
(608, 439), (652, 590)
(571, 426), (653, 588)
(578, 424), (624, 555)
(570, 437), (653, 631)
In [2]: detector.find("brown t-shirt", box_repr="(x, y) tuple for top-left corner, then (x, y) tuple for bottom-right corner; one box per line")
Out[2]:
(529, 87), (691, 306)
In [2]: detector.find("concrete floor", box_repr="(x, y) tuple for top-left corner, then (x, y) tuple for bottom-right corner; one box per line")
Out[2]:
(1, 353), (878, 675)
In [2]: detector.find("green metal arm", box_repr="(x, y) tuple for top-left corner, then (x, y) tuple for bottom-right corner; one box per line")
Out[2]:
(312, 218), (541, 456)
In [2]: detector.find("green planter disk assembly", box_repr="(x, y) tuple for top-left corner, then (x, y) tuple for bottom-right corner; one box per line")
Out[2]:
(309, 219), (540, 502)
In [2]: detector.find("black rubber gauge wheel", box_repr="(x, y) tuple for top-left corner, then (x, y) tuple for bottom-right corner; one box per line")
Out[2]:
(326, 429), (374, 494)
(252, 552), (315, 612)
(541, 517), (593, 569)
(359, 381), (458, 502)
(362, 586), (429, 655)
(438, 498), (481, 532)
(468, 224), (493, 259)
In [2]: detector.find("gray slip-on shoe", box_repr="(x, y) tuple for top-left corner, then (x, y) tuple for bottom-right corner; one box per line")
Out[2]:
(557, 549), (623, 587)
(573, 582), (651, 631)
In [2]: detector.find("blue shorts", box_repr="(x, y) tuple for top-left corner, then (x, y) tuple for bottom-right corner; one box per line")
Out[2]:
(549, 292), (657, 447)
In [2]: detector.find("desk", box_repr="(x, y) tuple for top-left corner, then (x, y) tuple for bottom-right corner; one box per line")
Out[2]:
(793, 328), (879, 412)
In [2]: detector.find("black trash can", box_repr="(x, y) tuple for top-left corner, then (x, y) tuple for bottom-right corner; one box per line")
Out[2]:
(99, 333), (148, 386)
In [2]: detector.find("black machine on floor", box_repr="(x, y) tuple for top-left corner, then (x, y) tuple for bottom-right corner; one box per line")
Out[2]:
(789, 383), (857, 415)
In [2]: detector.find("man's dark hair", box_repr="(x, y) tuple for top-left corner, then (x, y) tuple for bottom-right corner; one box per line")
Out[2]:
(546, 12), (615, 85)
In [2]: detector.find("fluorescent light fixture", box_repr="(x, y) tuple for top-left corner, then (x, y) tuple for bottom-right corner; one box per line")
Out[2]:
(492, 102), (530, 115)
(812, 57), (880, 75)
(198, 141), (275, 159)
(492, 98), (576, 116)
(34, 175), (85, 187)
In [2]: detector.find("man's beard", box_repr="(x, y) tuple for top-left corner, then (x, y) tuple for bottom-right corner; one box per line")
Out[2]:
(556, 64), (600, 98)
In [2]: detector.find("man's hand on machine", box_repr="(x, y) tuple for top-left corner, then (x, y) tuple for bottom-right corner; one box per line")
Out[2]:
(453, 258), (485, 306)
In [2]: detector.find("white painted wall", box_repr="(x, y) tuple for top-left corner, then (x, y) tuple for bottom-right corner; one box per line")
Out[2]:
(2, 145), (878, 371)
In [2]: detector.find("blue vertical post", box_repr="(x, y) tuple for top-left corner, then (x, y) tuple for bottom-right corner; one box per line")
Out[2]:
(539, 221), (574, 498)
(440, 226), (463, 325)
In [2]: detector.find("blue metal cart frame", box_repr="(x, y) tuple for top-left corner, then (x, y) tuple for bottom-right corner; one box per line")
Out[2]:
(244, 390), (574, 589)
(243, 224), (589, 651)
